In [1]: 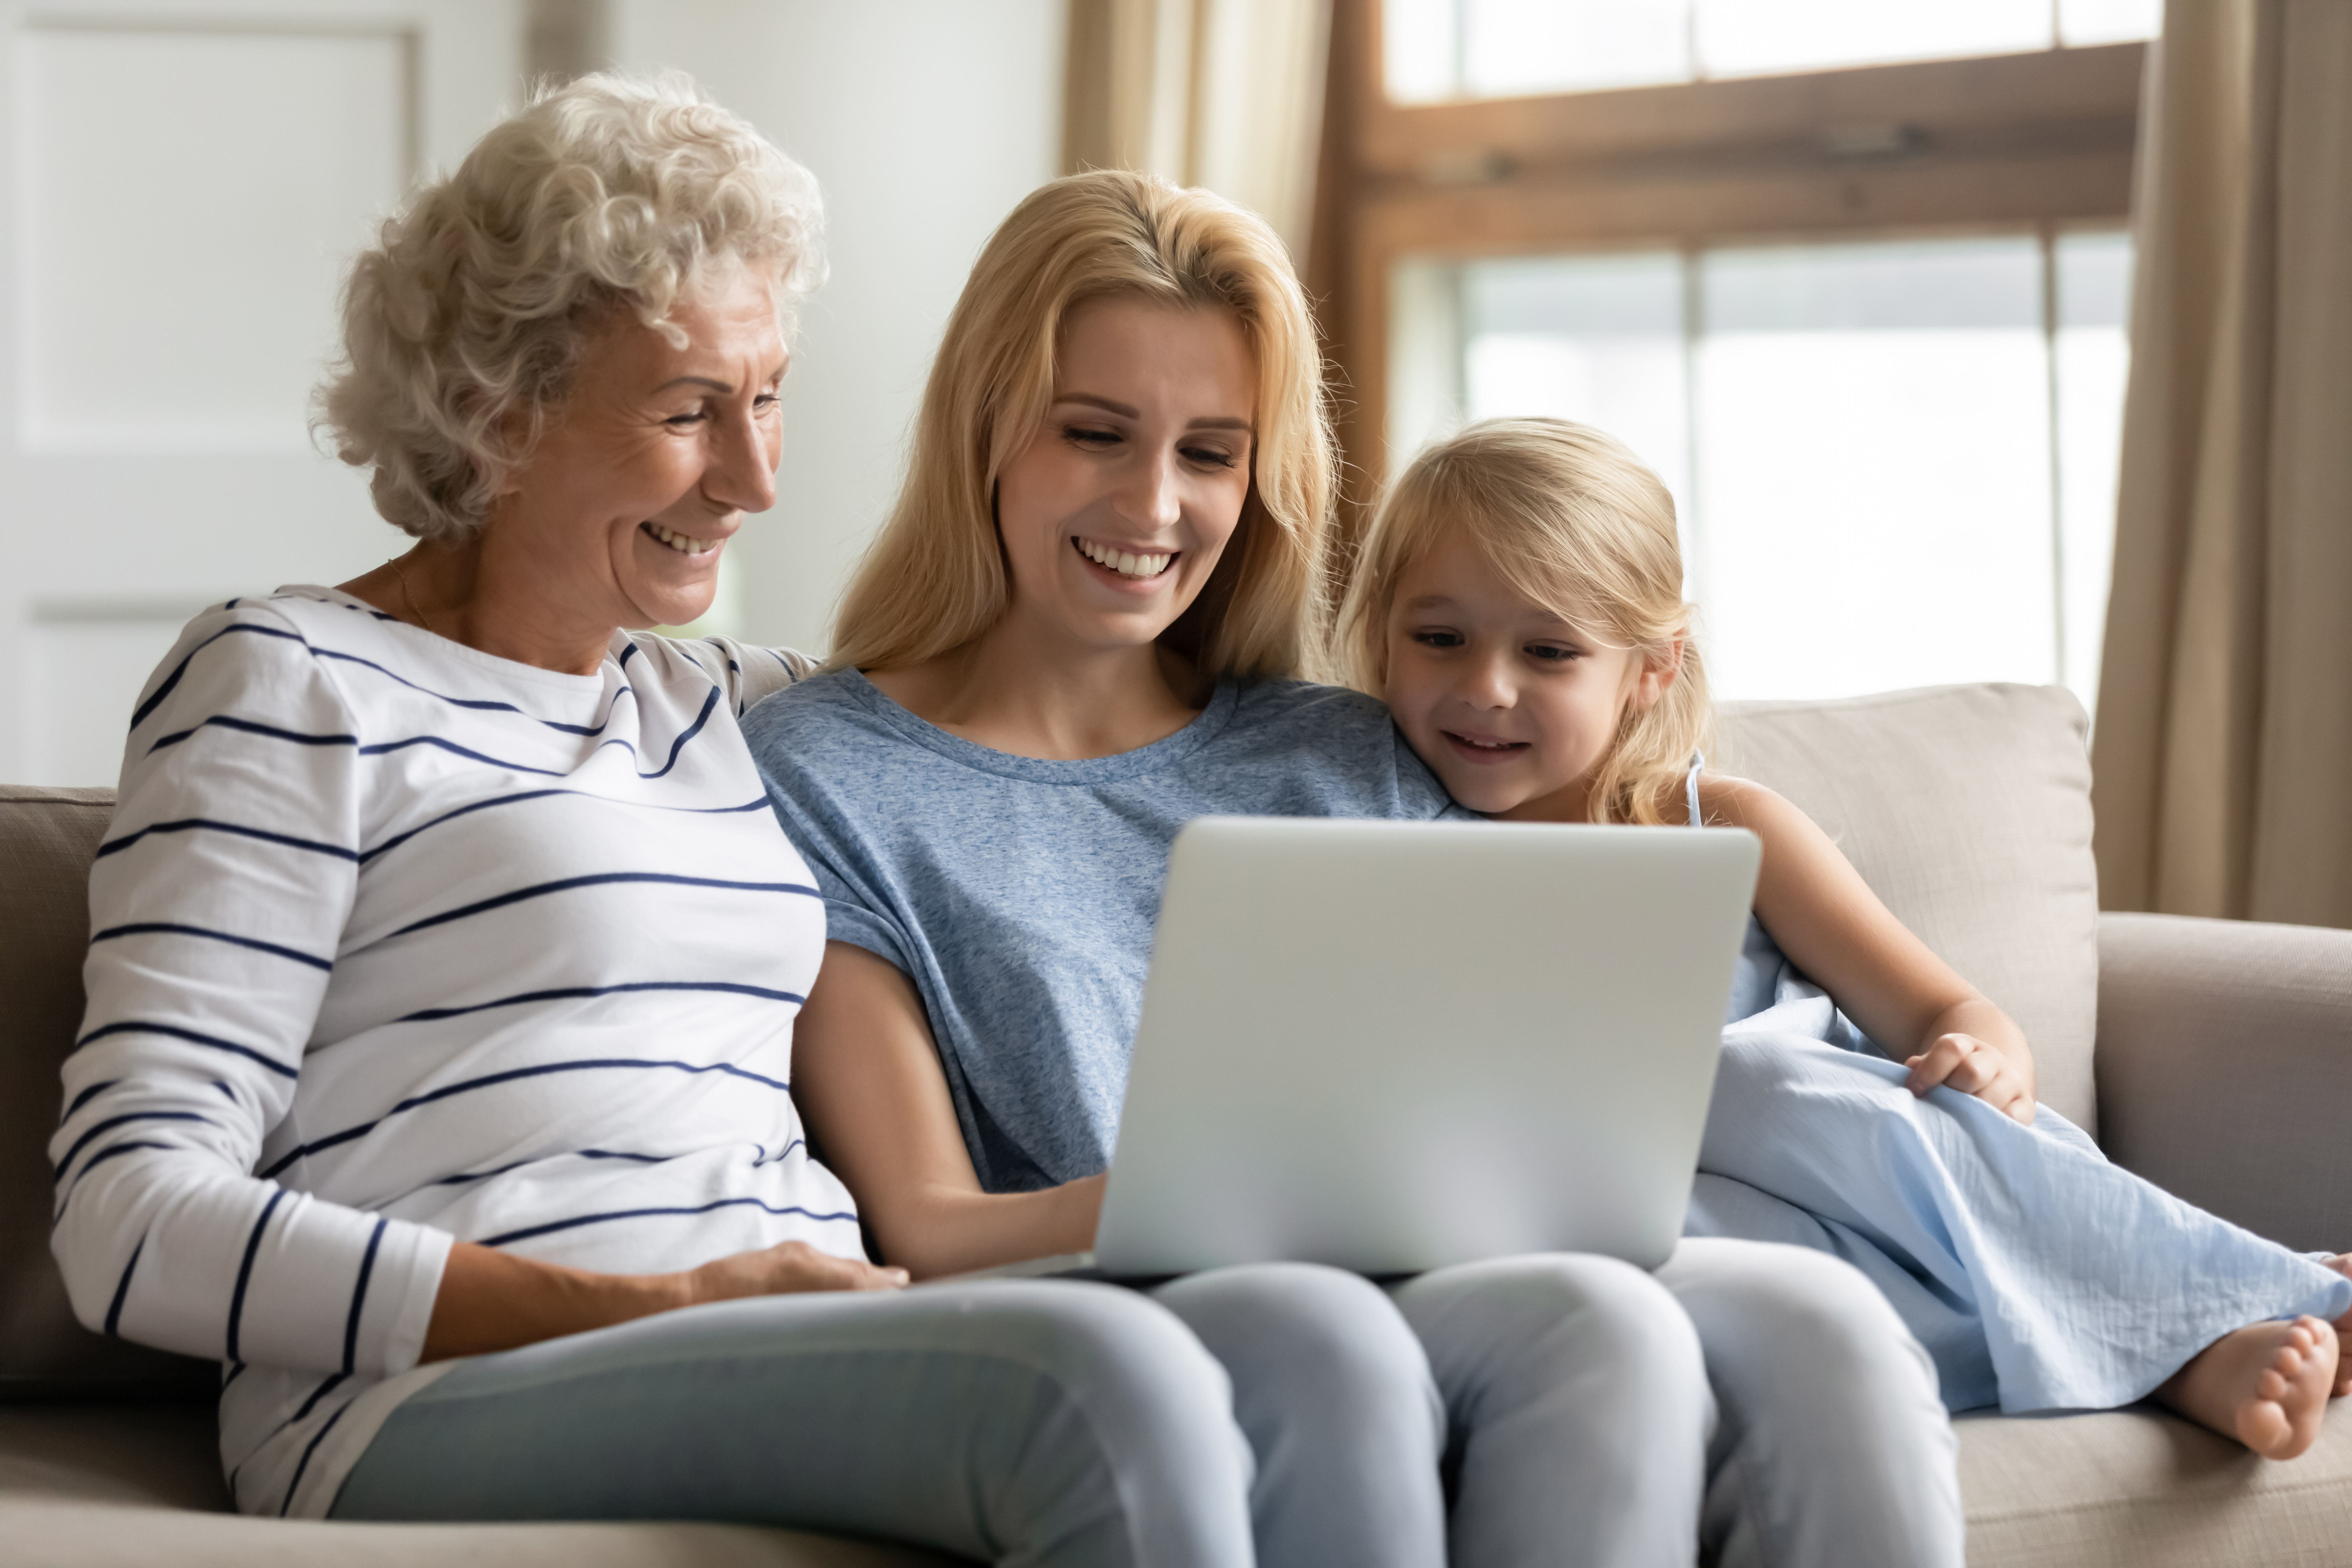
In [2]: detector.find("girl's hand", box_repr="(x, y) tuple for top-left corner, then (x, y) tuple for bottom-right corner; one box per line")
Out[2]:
(1904, 1032), (2036, 1125)
(684, 1240), (909, 1304)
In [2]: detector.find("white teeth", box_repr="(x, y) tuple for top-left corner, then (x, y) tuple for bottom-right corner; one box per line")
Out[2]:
(1076, 539), (1172, 578)
(644, 522), (719, 555)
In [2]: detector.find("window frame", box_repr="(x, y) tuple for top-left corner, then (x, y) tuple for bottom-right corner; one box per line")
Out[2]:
(1307, 1), (2146, 510)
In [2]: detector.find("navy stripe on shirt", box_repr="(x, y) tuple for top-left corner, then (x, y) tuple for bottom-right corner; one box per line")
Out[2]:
(359, 788), (770, 865)
(342, 1221), (385, 1375)
(312, 644), (634, 735)
(387, 871), (817, 940)
(432, 1148), (672, 1186)
(356, 685), (719, 782)
(94, 816), (358, 862)
(397, 980), (804, 1023)
(149, 714), (359, 755)
(224, 1188), (289, 1363)
(90, 922), (333, 971)
(54, 1142), (181, 1216)
(54, 1110), (218, 1182)
(478, 1195), (860, 1248)
(130, 621), (309, 730)
(256, 1056), (796, 1180)
(61, 1080), (118, 1121)
(279, 1397), (354, 1518)
(73, 1021), (299, 1079)
(103, 1238), (144, 1337)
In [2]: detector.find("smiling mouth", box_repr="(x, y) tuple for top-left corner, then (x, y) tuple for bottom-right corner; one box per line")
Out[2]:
(1443, 730), (1530, 755)
(1073, 536), (1176, 580)
(643, 521), (720, 555)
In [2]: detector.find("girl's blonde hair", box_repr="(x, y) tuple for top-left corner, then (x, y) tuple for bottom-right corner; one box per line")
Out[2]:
(1336, 418), (1713, 825)
(827, 169), (1335, 681)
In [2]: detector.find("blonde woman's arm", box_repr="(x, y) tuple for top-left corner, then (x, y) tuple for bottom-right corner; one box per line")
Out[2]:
(793, 942), (1106, 1279)
(1706, 777), (2038, 1124)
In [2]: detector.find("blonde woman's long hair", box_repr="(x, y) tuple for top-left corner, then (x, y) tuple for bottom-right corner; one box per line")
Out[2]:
(1335, 418), (1713, 825)
(827, 169), (1335, 681)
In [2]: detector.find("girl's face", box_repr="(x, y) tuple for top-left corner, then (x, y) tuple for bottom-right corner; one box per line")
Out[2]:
(1382, 531), (1668, 821)
(992, 298), (1257, 658)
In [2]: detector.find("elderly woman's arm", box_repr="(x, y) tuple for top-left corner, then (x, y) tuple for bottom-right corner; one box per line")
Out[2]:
(51, 607), (894, 1377)
(793, 942), (1104, 1279)
(50, 606), (451, 1374)
(422, 1234), (895, 1361)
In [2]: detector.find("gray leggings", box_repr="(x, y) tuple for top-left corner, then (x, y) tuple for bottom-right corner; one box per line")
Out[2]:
(334, 1244), (1959, 1567)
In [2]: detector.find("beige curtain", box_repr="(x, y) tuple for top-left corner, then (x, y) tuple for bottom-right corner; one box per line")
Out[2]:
(1062, 0), (1331, 265)
(2091, 0), (2352, 929)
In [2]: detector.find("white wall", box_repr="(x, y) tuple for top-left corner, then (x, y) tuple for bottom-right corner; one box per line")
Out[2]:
(611, 0), (1066, 656)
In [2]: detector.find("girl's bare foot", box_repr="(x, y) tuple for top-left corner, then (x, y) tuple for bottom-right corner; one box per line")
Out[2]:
(2158, 1317), (2339, 1459)
(2325, 1254), (2352, 1398)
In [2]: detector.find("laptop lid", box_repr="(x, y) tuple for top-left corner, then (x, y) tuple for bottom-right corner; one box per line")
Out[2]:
(1094, 816), (1760, 1277)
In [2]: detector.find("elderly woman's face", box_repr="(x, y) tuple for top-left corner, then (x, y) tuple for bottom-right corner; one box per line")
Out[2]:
(993, 299), (1255, 657)
(495, 264), (786, 630)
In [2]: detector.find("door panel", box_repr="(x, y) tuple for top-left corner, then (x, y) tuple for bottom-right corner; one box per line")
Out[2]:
(0, 0), (523, 784)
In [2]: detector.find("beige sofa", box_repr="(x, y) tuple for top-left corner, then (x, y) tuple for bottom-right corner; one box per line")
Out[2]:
(5, 682), (2351, 1566)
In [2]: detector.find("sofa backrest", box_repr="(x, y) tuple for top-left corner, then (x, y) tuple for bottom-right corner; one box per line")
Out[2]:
(0, 786), (216, 1400)
(1715, 683), (2101, 1132)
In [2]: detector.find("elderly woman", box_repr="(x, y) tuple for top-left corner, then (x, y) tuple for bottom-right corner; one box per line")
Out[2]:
(39, 74), (1372, 1564)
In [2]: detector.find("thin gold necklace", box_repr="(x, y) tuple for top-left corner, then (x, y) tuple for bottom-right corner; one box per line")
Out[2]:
(386, 554), (441, 638)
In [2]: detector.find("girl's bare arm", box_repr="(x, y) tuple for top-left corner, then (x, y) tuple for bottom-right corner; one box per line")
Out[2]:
(791, 941), (1106, 1278)
(1705, 777), (2038, 1124)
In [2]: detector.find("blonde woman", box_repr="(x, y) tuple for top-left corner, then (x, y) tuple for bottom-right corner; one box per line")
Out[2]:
(51, 76), (1289, 1564)
(1340, 416), (2352, 1459)
(749, 172), (1965, 1567)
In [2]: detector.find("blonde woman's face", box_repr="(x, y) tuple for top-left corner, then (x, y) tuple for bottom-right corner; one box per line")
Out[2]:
(1381, 533), (1651, 821)
(994, 299), (1256, 657)
(493, 264), (786, 631)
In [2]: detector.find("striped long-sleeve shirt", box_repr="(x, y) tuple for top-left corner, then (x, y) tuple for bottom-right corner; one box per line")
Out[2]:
(49, 586), (860, 1518)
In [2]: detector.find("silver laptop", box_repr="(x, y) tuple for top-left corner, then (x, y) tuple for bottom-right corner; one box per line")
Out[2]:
(957, 814), (1759, 1282)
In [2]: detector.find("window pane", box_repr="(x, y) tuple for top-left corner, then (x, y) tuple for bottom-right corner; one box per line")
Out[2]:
(1458, 252), (1692, 533)
(1387, 234), (2130, 707)
(1464, 0), (1692, 98)
(1695, 239), (2053, 700)
(1387, 256), (1467, 469)
(2058, 0), (2161, 47)
(1382, 0), (2121, 101)
(2055, 230), (2133, 715)
(1693, 0), (2053, 78)
(1385, 0), (1463, 104)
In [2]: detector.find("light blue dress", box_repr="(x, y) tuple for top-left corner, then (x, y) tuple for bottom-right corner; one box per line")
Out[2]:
(1675, 758), (2352, 1413)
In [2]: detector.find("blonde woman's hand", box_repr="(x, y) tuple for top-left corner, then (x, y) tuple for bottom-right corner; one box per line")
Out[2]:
(683, 1240), (909, 1305)
(1903, 1032), (2036, 1125)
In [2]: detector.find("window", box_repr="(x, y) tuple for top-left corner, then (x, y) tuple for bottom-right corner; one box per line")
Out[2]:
(1385, 0), (2162, 103)
(1310, 2), (2153, 711)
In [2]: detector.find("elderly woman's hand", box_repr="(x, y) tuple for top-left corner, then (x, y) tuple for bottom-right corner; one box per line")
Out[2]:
(684, 1239), (909, 1303)
(423, 1237), (906, 1364)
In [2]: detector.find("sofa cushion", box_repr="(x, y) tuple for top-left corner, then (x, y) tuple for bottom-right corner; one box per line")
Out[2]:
(0, 787), (216, 1399)
(1714, 684), (2101, 1134)
(1957, 1404), (2352, 1566)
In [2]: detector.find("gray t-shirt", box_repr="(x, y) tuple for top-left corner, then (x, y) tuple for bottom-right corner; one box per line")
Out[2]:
(744, 669), (1463, 1192)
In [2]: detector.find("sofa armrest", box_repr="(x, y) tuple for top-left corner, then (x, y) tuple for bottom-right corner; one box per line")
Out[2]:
(2095, 912), (2352, 1254)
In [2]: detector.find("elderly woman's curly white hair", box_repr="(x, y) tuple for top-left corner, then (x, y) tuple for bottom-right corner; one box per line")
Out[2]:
(321, 71), (823, 542)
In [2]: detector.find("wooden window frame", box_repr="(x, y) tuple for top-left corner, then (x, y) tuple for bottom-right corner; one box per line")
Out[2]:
(1307, 0), (2146, 514)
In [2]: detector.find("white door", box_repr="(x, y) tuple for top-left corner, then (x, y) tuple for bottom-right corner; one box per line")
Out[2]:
(0, 0), (524, 785)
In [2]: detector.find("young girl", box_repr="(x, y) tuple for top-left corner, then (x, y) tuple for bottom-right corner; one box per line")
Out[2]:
(1336, 415), (2352, 1460)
